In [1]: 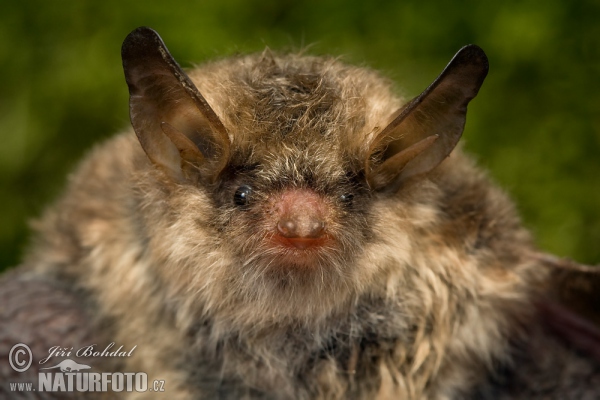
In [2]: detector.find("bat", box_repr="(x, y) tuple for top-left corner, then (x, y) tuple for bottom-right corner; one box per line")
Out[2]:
(1, 26), (598, 399)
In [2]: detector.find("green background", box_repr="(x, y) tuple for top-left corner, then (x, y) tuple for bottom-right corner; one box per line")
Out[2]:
(1, 0), (598, 271)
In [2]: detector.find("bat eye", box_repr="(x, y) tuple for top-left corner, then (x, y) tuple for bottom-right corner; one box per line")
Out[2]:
(234, 185), (253, 207)
(340, 193), (354, 205)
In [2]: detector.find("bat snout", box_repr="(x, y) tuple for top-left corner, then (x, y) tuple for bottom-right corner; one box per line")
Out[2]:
(271, 188), (330, 250)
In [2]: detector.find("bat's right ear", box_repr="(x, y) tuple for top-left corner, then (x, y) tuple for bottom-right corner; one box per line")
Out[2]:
(121, 27), (230, 184)
(365, 45), (488, 191)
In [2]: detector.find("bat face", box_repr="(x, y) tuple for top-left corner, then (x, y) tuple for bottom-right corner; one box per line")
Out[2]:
(201, 57), (379, 276)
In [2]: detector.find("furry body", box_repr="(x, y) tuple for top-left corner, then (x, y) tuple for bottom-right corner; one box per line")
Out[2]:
(10, 49), (543, 398)
(7, 48), (555, 399)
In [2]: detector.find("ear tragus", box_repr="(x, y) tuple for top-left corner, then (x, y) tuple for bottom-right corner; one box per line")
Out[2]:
(366, 45), (489, 191)
(121, 26), (230, 184)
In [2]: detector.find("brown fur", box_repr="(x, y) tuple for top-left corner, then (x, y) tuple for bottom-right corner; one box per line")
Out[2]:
(13, 50), (552, 398)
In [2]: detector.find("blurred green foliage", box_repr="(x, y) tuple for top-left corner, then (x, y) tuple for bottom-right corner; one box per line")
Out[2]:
(1, 0), (598, 271)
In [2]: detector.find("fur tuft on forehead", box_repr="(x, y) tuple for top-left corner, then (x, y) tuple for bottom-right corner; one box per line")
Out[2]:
(188, 52), (403, 152)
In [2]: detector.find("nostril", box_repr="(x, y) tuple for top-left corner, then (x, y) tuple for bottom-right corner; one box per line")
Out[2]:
(277, 219), (298, 238)
(307, 220), (325, 238)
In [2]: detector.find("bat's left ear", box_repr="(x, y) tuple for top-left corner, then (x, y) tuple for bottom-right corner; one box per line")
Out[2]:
(365, 45), (488, 191)
(121, 27), (230, 184)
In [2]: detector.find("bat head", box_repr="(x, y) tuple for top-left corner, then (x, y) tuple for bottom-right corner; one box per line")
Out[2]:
(121, 27), (489, 324)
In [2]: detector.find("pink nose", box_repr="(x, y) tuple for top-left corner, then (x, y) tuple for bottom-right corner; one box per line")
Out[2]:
(273, 189), (328, 250)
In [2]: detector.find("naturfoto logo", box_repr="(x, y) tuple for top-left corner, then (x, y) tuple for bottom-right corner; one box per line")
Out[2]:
(7, 343), (165, 394)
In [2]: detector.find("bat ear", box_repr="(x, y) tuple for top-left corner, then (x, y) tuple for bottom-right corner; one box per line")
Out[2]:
(121, 27), (230, 184)
(365, 45), (488, 191)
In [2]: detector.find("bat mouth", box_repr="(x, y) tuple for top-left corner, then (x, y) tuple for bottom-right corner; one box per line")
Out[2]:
(272, 235), (330, 250)
(262, 234), (336, 269)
